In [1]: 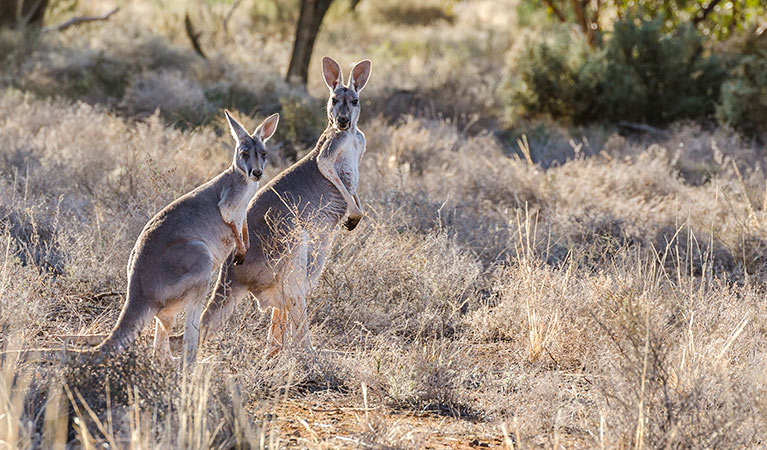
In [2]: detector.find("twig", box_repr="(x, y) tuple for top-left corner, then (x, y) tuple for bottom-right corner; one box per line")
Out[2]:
(223, 0), (242, 35)
(90, 291), (124, 301)
(541, 0), (566, 22)
(616, 121), (670, 137)
(43, 7), (119, 33)
(21, 0), (46, 26)
(693, 0), (723, 26)
(184, 13), (207, 59)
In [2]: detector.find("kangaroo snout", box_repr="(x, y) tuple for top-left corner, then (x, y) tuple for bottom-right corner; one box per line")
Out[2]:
(250, 168), (263, 180)
(336, 116), (350, 129)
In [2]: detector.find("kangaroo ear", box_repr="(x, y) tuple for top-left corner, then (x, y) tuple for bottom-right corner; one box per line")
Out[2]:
(322, 56), (343, 91)
(350, 60), (371, 93)
(254, 113), (279, 143)
(224, 110), (250, 144)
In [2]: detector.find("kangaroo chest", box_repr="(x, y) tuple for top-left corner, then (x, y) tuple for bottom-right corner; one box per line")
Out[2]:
(214, 180), (258, 262)
(335, 132), (364, 194)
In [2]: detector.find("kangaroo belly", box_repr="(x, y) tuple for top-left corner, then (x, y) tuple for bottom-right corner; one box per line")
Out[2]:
(334, 145), (361, 194)
(336, 161), (358, 195)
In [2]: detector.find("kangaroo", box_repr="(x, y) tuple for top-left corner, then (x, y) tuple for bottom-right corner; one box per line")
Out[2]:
(169, 57), (371, 355)
(5, 111), (279, 364)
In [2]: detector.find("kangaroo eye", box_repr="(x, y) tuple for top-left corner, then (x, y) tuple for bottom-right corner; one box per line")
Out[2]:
(331, 98), (338, 105)
(240, 151), (248, 159)
(351, 99), (359, 106)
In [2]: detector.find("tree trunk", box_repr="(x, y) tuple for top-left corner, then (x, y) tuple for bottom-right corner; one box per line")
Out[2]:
(0, 0), (49, 29)
(570, 0), (595, 47)
(286, 0), (334, 87)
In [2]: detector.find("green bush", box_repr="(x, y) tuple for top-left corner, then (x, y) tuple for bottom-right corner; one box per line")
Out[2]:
(512, 34), (585, 120)
(277, 94), (326, 160)
(598, 19), (726, 124)
(513, 17), (727, 126)
(717, 31), (767, 136)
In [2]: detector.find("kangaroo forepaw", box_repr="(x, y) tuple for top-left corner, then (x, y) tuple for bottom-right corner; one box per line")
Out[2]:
(344, 216), (361, 231)
(233, 253), (245, 265)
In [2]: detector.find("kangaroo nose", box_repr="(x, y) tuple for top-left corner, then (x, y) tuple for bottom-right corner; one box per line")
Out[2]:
(250, 169), (262, 179)
(337, 117), (350, 128)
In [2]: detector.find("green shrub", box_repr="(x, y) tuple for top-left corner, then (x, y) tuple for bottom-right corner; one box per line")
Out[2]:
(376, 2), (455, 26)
(277, 94), (326, 160)
(717, 31), (767, 136)
(0, 29), (36, 73)
(513, 17), (727, 126)
(204, 82), (266, 115)
(597, 19), (726, 124)
(512, 34), (585, 121)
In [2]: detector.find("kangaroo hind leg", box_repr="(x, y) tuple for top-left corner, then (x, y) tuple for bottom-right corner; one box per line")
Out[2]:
(256, 286), (286, 356)
(153, 308), (179, 361)
(267, 307), (287, 357)
(182, 288), (206, 365)
(159, 240), (214, 365)
(282, 232), (314, 353)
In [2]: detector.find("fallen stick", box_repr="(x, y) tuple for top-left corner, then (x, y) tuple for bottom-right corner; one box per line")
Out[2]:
(185, 13), (207, 59)
(43, 7), (119, 33)
(616, 120), (670, 137)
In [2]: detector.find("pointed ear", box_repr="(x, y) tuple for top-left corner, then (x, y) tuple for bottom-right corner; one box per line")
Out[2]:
(254, 113), (279, 143)
(349, 59), (371, 93)
(224, 110), (250, 144)
(322, 56), (343, 91)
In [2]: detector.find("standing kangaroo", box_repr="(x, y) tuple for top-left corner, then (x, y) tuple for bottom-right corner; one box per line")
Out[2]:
(172, 57), (371, 354)
(6, 111), (279, 364)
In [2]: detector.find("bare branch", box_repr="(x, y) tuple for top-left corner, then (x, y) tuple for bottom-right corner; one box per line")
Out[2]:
(570, 0), (595, 46)
(42, 7), (119, 33)
(542, 0), (567, 22)
(616, 121), (670, 137)
(21, 0), (46, 26)
(184, 13), (207, 60)
(693, 0), (723, 25)
(90, 291), (125, 301)
(223, 0), (242, 35)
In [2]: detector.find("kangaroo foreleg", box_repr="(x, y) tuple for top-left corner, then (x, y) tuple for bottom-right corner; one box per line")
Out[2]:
(225, 221), (247, 265)
(317, 134), (363, 221)
(241, 220), (249, 249)
(317, 159), (363, 220)
(344, 192), (363, 231)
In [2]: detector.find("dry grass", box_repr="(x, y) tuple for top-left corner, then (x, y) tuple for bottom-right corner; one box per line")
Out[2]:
(2, 0), (767, 448)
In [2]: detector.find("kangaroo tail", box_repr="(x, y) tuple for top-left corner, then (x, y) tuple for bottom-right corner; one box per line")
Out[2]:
(2, 286), (156, 363)
(92, 286), (158, 356)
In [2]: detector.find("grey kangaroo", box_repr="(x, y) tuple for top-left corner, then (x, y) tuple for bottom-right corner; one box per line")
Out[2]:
(6, 111), (279, 364)
(170, 57), (371, 354)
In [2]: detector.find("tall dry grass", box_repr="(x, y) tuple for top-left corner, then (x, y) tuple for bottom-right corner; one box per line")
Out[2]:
(1, 0), (767, 447)
(4, 87), (766, 446)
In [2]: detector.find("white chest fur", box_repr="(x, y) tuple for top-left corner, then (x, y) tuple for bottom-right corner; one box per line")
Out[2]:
(219, 181), (258, 224)
(335, 130), (365, 194)
(211, 179), (257, 264)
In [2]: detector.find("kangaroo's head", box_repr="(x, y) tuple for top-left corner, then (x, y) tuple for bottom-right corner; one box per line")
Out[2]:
(224, 110), (279, 181)
(322, 57), (372, 132)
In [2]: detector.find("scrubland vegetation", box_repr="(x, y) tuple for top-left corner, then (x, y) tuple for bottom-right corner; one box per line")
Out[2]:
(1, 0), (767, 448)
